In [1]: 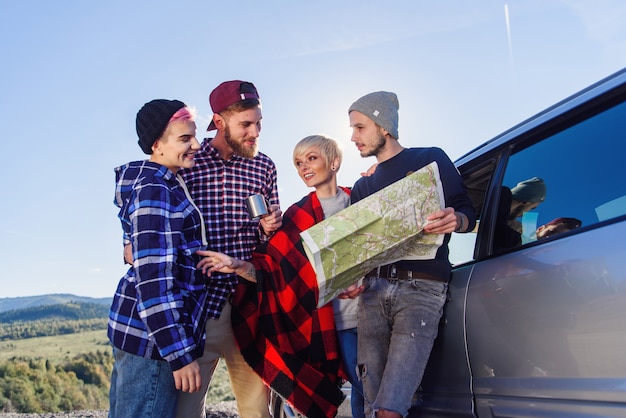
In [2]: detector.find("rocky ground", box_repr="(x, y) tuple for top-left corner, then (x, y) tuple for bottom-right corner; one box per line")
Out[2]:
(0, 401), (239, 418)
(0, 398), (351, 417)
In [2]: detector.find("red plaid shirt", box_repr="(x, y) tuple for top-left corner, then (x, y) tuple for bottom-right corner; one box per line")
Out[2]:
(232, 189), (350, 418)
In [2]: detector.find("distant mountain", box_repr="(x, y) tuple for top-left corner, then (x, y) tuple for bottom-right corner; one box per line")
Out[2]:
(0, 293), (111, 313)
(0, 301), (110, 323)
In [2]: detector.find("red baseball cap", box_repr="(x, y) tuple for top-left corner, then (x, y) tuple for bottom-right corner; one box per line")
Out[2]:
(207, 80), (260, 131)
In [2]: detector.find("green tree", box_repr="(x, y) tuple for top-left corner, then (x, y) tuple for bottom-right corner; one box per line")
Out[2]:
(2, 376), (41, 413)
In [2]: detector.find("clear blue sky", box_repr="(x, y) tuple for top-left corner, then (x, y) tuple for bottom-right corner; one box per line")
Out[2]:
(1, 1), (625, 298)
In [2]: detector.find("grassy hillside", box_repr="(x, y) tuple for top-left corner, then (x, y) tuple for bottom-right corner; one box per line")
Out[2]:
(0, 297), (235, 409)
(0, 302), (109, 341)
(0, 331), (235, 405)
(0, 329), (109, 363)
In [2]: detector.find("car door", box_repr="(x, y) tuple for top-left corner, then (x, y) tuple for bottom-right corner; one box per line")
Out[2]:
(413, 68), (626, 417)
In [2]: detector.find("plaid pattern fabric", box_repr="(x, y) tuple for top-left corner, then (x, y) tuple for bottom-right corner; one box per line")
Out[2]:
(232, 190), (350, 418)
(180, 139), (280, 319)
(108, 161), (208, 371)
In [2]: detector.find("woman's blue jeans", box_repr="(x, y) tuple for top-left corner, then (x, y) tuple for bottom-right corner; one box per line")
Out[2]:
(338, 327), (366, 418)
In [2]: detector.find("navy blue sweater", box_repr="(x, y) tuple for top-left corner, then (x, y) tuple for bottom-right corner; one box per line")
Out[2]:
(351, 147), (476, 280)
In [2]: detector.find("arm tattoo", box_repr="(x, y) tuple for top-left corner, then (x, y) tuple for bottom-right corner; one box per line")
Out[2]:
(237, 262), (257, 283)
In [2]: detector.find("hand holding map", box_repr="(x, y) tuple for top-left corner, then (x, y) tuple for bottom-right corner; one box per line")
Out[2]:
(300, 161), (445, 307)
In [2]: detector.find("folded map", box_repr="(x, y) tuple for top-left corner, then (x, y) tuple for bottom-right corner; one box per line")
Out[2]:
(300, 161), (445, 307)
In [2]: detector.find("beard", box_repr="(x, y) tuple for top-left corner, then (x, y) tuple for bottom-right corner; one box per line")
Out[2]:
(361, 129), (387, 158)
(224, 124), (258, 159)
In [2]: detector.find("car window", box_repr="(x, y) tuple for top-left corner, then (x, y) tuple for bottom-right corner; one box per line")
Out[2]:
(499, 100), (626, 249)
(450, 95), (626, 266)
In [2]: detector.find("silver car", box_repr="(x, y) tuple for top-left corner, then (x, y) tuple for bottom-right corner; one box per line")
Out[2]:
(412, 67), (626, 417)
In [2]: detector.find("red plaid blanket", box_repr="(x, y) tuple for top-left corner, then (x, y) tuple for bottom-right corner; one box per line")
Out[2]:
(232, 190), (349, 418)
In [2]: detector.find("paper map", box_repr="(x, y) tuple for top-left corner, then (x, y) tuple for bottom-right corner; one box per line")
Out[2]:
(301, 161), (445, 307)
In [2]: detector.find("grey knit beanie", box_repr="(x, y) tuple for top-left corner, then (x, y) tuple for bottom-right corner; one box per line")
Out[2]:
(348, 91), (399, 139)
(511, 177), (547, 203)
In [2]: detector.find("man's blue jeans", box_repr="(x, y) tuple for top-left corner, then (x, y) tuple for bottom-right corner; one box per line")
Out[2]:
(337, 327), (365, 418)
(358, 277), (447, 417)
(109, 347), (178, 418)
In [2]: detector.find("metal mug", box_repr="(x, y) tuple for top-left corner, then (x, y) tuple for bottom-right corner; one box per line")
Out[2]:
(245, 194), (269, 219)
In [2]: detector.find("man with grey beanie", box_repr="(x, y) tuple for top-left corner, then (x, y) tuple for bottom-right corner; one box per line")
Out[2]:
(343, 91), (476, 418)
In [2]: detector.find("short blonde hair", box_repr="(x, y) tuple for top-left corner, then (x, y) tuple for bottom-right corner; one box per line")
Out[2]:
(293, 134), (343, 170)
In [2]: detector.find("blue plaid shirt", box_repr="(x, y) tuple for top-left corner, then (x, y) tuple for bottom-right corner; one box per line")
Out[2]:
(180, 138), (280, 319)
(108, 161), (208, 371)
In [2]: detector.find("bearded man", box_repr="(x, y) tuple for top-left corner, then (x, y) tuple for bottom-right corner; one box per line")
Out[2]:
(177, 80), (283, 418)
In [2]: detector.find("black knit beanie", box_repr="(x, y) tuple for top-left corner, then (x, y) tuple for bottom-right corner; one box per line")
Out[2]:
(136, 99), (186, 154)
